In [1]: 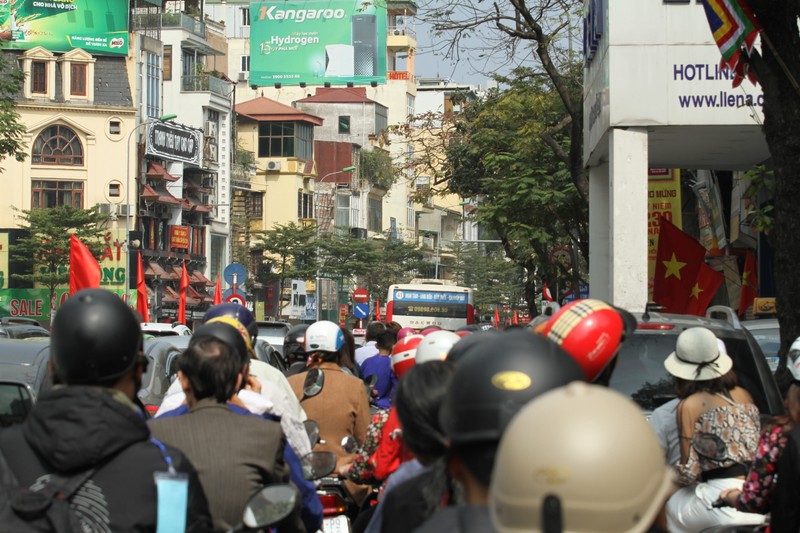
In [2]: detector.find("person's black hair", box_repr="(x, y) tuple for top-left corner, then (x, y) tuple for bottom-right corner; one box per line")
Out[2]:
(365, 321), (386, 342)
(674, 369), (738, 399)
(178, 337), (242, 403)
(395, 360), (454, 462)
(339, 327), (358, 375)
(452, 440), (497, 487)
(376, 331), (396, 352)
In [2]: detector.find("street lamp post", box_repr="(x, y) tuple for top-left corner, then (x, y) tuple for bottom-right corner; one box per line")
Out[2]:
(315, 165), (356, 321)
(124, 113), (177, 302)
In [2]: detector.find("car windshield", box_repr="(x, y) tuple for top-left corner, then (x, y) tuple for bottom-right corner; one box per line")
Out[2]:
(612, 332), (756, 413)
(0, 383), (33, 427)
(749, 327), (780, 372)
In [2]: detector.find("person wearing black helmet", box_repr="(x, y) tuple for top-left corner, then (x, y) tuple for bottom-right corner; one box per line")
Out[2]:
(412, 331), (586, 533)
(284, 323), (310, 376)
(0, 288), (213, 532)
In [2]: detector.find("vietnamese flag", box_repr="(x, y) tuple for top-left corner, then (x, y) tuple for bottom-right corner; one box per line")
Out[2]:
(542, 282), (554, 302)
(653, 217), (708, 313)
(685, 263), (725, 316)
(213, 274), (222, 305)
(494, 307), (501, 328)
(513, 310), (519, 325)
(68, 234), (101, 295)
(136, 251), (150, 323)
(178, 261), (189, 324)
(738, 250), (758, 316)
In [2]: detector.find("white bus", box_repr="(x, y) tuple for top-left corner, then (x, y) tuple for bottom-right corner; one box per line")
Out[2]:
(385, 282), (475, 331)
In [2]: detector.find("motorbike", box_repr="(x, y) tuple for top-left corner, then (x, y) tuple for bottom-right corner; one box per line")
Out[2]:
(225, 484), (298, 533)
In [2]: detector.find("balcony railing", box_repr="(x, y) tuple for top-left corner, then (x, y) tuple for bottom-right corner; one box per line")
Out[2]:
(388, 26), (417, 39)
(181, 75), (229, 97)
(161, 12), (206, 38)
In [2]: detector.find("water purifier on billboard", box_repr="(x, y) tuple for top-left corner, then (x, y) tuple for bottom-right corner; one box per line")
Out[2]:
(352, 14), (377, 76)
(324, 44), (355, 77)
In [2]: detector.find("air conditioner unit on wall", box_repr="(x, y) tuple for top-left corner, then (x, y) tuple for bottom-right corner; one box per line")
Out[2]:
(238, 71), (249, 82)
(204, 121), (218, 138)
(266, 160), (282, 171)
(97, 203), (116, 216)
(118, 204), (135, 217)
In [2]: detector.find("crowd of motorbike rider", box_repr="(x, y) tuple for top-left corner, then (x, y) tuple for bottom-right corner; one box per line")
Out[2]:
(3, 288), (800, 533)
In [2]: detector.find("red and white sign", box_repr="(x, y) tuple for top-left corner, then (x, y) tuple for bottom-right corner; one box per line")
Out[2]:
(353, 288), (369, 303)
(226, 293), (246, 306)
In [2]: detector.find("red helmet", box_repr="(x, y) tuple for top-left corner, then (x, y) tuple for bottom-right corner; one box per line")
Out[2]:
(538, 299), (627, 382)
(391, 334), (424, 378)
(420, 325), (442, 336)
(396, 327), (416, 341)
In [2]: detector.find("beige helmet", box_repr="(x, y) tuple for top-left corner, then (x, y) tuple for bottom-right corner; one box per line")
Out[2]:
(490, 382), (674, 533)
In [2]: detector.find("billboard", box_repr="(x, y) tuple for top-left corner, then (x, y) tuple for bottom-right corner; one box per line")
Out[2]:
(0, 0), (129, 55)
(249, 0), (387, 86)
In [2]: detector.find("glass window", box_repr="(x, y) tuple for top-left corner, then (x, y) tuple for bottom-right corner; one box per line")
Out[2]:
(298, 191), (313, 219)
(258, 121), (313, 161)
(336, 193), (351, 228)
(249, 191), (263, 217)
(368, 196), (382, 233)
(407, 94), (415, 118)
(375, 107), (388, 136)
(31, 61), (47, 93)
(31, 125), (83, 166)
(31, 180), (84, 209)
(241, 6), (250, 26)
(240, 55), (250, 72)
(407, 200), (415, 229)
(70, 63), (86, 96)
(163, 45), (172, 81)
(0, 384), (33, 428)
(338, 116), (351, 134)
(146, 52), (161, 119)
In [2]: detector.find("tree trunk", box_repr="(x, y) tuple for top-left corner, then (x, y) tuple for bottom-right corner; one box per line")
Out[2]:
(749, 3), (800, 364)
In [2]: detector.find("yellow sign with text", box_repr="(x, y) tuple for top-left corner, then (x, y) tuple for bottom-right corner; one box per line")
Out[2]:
(648, 169), (683, 297)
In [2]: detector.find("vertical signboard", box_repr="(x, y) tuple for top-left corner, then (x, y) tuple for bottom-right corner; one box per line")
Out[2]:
(0, 231), (7, 289)
(648, 168), (683, 297)
(0, 0), (129, 55)
(249, 0), (387, 86)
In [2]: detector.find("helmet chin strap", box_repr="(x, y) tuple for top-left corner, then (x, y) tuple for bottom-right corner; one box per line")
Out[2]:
(542, 494), (563, 533)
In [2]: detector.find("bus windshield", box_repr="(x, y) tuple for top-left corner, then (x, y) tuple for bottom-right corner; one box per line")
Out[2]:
(385, 284), (475, 330)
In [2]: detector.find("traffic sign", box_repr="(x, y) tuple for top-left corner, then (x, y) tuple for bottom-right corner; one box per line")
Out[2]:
(223, 263), (247, 287)
(353, 303), (369, 319)
(225, 293), (247, 306)
(353, 288), (369, 303)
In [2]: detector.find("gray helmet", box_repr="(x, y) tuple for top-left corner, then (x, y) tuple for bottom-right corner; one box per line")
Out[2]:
(51, 289), (143, 384)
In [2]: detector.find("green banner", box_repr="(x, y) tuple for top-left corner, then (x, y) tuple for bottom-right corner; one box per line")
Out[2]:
(0, 288), (132, 322)
(249, 0), (387, 86)
(0, 0), (129, 55)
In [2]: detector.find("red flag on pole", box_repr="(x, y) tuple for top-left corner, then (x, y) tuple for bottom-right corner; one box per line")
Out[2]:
(542, 282), (554, 302)
(68, 234), (101, 295)
(653, 217), (708, 314)
(136, 251), (150, 323)
(178, 261), (189, 324)
(684, 263), (725, 316)
(213, 274), (222, 305)
(494, 308), (501, 328)
(513, 310), (519, 325)
(738, 250), (758, 316)
(375, 299), (381, 321)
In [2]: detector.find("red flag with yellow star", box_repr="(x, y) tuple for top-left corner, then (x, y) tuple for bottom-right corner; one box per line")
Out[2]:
(653, 217), (708, 313)
(685, 263), (725, 316)
(738, 250), (758, 316)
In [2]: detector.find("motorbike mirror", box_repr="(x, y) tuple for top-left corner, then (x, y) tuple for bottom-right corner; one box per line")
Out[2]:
(303, 420), (321, 446)
(302, 368), (324, 400)
(240, 484), (297, 529)
(341, 435), (358, 454)
(301, 451), (337, 480)
(692, 432), (728, 460)
(365, 374), (378, 388)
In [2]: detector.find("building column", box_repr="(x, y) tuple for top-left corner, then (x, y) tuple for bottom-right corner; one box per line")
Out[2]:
(589, 161), (610, 303)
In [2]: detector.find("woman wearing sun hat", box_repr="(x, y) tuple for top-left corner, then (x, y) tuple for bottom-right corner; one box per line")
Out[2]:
(663, 327), (766, 532)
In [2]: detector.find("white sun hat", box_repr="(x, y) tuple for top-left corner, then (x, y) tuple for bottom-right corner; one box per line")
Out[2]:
(664, 327), (733, 381)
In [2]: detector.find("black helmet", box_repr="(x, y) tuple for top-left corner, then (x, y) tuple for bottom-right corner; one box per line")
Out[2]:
(284, 324), (309, 364)
(191, 321), (250, 366)
(51, 289), (143, 385)
(445, 329), (502, 365)
(204, 302), (258, 345)
(440, 330), (585, 444)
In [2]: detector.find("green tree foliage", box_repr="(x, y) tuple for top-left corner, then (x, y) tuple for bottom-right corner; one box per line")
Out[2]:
(444, 67), (588, 312)
(12, 206), (109, 303)
(360, 149), (396, 190)
(317, 231), (427, 301)
(448, 242), (525, 316)
(0, 53), (28, 168)
(251, 222), (317, 301)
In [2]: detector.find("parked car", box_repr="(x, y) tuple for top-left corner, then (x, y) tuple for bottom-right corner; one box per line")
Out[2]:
(140, 322), (192, 337)
(0, 317), (50, 339)
(611, 306), (784, 419)
(0, 338), (51, 427)
(741, 317), (780, 372)
(256, 321), (291, 357)
(138, 335), (286, 415)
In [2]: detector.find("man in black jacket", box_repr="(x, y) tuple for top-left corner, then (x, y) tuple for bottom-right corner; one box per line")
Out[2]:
(0, 288), (213, 532)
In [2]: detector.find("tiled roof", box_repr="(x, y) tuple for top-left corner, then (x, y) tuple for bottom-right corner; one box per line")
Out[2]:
(235, 96), (323, 125)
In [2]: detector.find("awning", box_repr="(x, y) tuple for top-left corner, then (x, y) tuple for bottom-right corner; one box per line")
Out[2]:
(146, 161), (179, 182)
(191, 270), (215, 287)
(144, 261), (176, 279)
(184, 181), (210, 194)
(187, 285), (212, 302)
(163, 285), (202, 305)
(141, 184), (181, 205)
(179, 197), (213, 213)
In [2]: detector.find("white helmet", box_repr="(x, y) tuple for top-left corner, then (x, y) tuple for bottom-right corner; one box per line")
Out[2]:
(415, 330), (461, 364)
(788, 336), (800, 381)
(490, 382), (674, 533)
(304, 320), (344, 353)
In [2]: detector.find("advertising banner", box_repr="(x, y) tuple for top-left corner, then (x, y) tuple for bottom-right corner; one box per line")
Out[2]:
(0, 232), (7, 289)
(249, 0), (387, 86)
(170, 225), (191, 250)
(146, 121), (202, 166)
(648, 168), (683, 297)
(0, 0), (129, 55)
